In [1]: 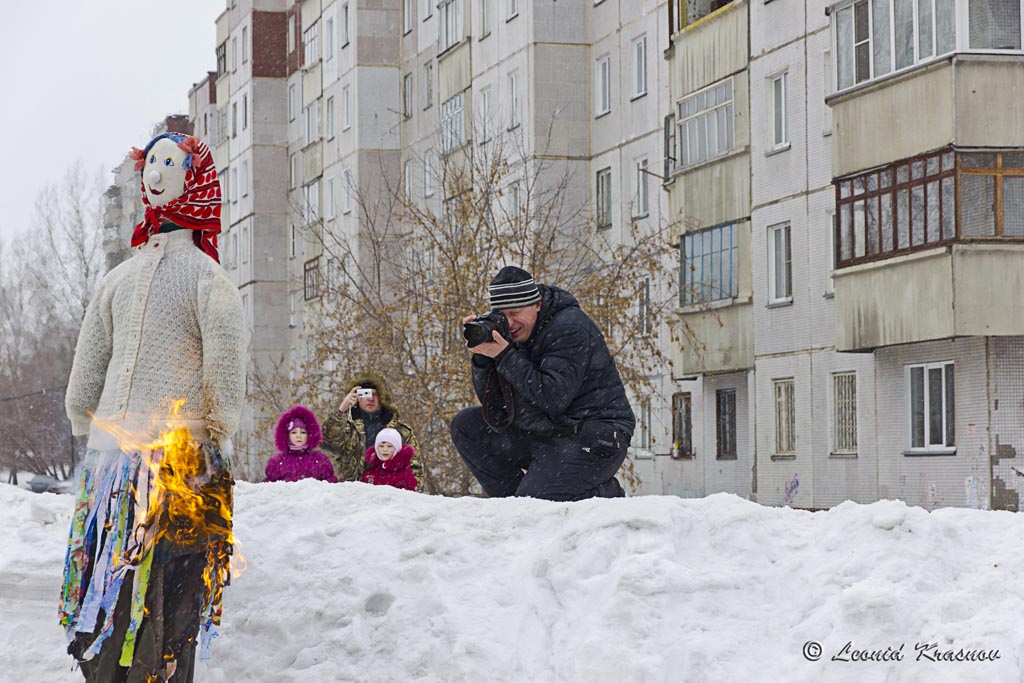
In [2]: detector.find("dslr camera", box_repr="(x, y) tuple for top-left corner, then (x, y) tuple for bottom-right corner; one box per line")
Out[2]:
(463, 310), (511, 348)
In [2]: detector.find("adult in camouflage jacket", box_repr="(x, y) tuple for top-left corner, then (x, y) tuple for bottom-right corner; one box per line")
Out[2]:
(321, 371), (422, 483)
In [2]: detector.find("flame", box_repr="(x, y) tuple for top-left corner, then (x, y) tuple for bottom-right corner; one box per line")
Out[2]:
(90, 399), (245, 621)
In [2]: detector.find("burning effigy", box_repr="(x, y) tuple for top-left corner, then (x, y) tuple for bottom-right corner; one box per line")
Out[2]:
(60, 133), (248, 682)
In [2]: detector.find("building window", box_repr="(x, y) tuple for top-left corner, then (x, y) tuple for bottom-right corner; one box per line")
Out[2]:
(832, 372), (857, 454)
(304, 257), (321, 300)
(424, 150), (435, 197)
(424, 62), (434, 109)
(771, 72), (788, 149)
(305, 103), (319, 146)
(231, 102), (238, 138)
(677, 78), (734, 168)
(231, 167), (238, 204)
(404, 159), (413, 199)
(216, 42), (227, 77)
(287, 15), (295, 54)
(826, 210), (836, 295)
(289, 83), (298, 122)
(773, 379), (796, 455)
(508, 71), (519, 128)
(768, 222), (792, 303)
(326, 96), (335, 139)
(672, 393), (693, 458)
(638, 399), (652, 450)
(834, 147), (960, 268)
(637, 276), (651, 336)
(231, 37), (237, 72)
(509, 181), (522, 220)
(303, 180), (320, 226)
(242, 94), (248, 130)
(342, 4), (350, 46)
(634, 157), (649, 218)
(303, 22), (319, 65)
(480, 0), (491, 37)
(716, 388), (737, 459)
(242, 26), (249, 63)
(423, 0), (434, 19)
(664, 114), (677, 177)
(479, 86), (492, 143)
(632, 35), (647, 98)
(241, 160), (249, 198)
(325, 18), (334, 60)
(681, 223), (737, 305)
(326, 176), (336, 219)
(241, 224), (249, 263)
(403, 73), (413, 119)
(290, 154), (300, 189)
(595, 167), (612, 229)
(595, 55), (611, 116)
(440, 0), (463, 51)
(343, 170), (354, 213)
(441, 93), (465, 153)
(906, 361), (955, 451)
(507, 0), (519, 20)
(343, 86), (351, 129)
(290, 224), (298, 259)
(405, 0), (413, 33)
(832, 0), (959, 93)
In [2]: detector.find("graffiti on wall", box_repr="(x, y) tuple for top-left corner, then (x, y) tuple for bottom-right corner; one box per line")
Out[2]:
(784, 474), (799, 505)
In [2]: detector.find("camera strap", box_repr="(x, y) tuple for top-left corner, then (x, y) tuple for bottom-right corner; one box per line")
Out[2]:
(481, 367), (515, 431)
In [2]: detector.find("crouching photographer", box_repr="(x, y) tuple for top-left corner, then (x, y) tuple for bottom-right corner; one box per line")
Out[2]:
(450, 266), (635, 501)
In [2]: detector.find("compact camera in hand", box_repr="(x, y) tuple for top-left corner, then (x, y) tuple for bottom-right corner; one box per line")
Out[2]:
(356, 388), (374, 398)
(463, 310), (511, 348)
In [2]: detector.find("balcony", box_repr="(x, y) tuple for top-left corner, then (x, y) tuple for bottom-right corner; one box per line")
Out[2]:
(833, 147), (1024, 351)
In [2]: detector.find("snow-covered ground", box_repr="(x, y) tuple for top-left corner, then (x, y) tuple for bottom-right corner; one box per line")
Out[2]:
(2, 481), (1022, 683)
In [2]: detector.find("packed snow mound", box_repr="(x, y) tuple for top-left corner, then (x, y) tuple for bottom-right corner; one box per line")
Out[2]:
(2, 482), (1023, 683)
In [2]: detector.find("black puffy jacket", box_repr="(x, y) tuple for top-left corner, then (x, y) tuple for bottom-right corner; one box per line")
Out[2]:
(471, 285), (635, 437)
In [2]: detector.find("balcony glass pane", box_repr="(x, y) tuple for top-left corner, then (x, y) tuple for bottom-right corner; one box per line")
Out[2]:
(1003, 176), (1024, 236)
(928, 368), (943, 446)
(897, 188), (910, 248)
(881, 194), (894, 251)
(944, 364), (955, 446)
(840, 205), (853, 261)
(867, 198), (879, 254)
(919, 0), (934, 58)
(936, 0), (956, 53)
(961, 175), (996, 236)
(969, 0), (1022, 49)
(1004, 153), (1024, 169)
(941, 177), (955, 239)
(926, 180), (940, 243)
(911, 185), (925, 245)
(872, 0), (892, 76)
(854, 202), (866, 258)
(894, 0), (915, 69)
(837, 8), (855, 89)
(961, 153), (996, 169)
(911, 367), (925, 448)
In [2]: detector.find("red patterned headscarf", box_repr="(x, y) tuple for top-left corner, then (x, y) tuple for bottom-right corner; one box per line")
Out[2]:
(129, 133), (222, 263)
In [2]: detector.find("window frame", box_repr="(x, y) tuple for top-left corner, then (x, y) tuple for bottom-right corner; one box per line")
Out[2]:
(831, 371), (858, 455)
(404, 0), (413, 34)
(424, 61), (434, 110)
(403, 73), (414, 119)
(507, 0), (519, 21)
(768, 221), (793, 304)
(326, 96), (335, 139)
(771, 71), (789, 150)
(905, 360), (956, 454)
(303, 21), (320, 66)
(773, 378), (796, 456)
(508, 70), (519, 129)
(672, 392), (694, 458)
(441, 92), (466, 153)
(595, 55), (611, 117)
(343, 86), (351, 130)
(304, 257), (322, 301)
(304, 101), (320, 146)
(637, 276), (652, 336)
(595, 167), (612, 230)
(716, 388), (738, 460)
(675, 77), (734, 170)
(632, 35), (648, 99)
(680, 222), (738, 305)
(439, 0), (464, 52)
(634, 156), (649, 218)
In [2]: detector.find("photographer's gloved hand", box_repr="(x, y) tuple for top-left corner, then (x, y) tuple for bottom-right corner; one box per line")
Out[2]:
(468, 330), (509, 359)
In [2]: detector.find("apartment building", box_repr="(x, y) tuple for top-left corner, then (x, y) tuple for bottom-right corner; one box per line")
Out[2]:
(827, 0), (1024, 511)
(665, 0), (1024, 510)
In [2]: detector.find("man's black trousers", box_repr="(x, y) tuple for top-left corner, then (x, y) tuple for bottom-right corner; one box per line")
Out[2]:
(451, 407), (626, 501)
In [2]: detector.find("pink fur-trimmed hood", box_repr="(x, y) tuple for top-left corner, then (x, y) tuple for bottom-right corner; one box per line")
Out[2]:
(274, 405), (323, 452)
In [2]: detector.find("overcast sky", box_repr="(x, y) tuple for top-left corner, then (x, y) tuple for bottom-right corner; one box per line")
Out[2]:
(0, 0), (224, 243)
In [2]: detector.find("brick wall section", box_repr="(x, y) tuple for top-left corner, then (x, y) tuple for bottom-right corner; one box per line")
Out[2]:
(253, 11), (287, 79)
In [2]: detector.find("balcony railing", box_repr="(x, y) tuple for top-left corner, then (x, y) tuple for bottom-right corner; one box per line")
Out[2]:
(834, 146), (1024, 268)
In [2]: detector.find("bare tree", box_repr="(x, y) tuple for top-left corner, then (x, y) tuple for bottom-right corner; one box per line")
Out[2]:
(0, 163), (105, 484)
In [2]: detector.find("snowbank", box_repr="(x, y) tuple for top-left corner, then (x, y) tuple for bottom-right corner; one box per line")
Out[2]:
(2, 481), (1022, 682)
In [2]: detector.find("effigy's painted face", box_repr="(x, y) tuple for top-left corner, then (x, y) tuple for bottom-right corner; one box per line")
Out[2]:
(143, 138), (188, 207)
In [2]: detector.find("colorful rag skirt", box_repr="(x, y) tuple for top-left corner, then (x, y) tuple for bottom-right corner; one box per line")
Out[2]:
(58, 443), (234, 666)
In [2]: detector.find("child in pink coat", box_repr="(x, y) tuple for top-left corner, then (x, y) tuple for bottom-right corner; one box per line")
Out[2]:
(264, 405), (338, 483)
(359, 428), (417, 491)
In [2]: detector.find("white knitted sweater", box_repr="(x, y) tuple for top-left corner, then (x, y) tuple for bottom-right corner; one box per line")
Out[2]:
(66, 229), (249, 452)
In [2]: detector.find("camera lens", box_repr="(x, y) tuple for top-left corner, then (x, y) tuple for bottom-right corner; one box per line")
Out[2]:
(463, 320), (492, 347)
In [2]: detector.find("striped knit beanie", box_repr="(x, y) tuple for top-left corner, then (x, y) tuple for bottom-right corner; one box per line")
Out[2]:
(489, 266), (541, 310)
